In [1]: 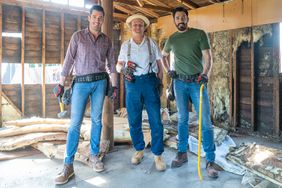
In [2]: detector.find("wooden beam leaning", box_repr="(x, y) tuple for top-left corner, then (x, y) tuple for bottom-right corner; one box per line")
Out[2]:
(42, 10), (46, 118)
(0, 4), (2, 127)
(21, 7), (25, 117)
(114, 0), (171, 12)
(101, 0), (114, 151)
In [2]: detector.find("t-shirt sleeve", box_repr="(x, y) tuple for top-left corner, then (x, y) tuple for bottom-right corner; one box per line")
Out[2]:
(163, 37), (171, 54)
(118, 41), (128, 62)
(199, 30), (210, 50)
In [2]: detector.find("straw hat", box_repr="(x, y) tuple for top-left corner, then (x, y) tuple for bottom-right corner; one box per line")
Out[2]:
(126, 14), (150, 28)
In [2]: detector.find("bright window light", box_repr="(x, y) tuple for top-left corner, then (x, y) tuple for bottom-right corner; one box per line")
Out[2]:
(2, 32), (22, 38)
(51, 0), (67, 5)
(85, 4), (93, 9)
(280, 23), (282, 73)
(69, 0), (84, 7)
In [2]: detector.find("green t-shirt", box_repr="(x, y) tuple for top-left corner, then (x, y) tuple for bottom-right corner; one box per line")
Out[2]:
(163, 28), (210, 75)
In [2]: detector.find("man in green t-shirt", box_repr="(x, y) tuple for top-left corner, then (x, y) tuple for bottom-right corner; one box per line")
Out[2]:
(162, 7), (218, 178)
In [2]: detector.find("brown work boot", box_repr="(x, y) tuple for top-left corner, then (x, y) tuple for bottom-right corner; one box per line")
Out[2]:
(171, 152), (188, 168)
(90, 155), (105, 172)
(154, 155), (166, 171)
(206, 162), (219, 178)
(54, 164), (74, 185)
(131, 150), (144, 165)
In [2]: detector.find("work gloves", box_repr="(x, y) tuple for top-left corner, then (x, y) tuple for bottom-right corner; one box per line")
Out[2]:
(123, 61), (138, 82)
(108, 86), (118, 100)
(197, 74), (208, 85)
(53, 84), (64, 98)
(167, 70), (177, 79)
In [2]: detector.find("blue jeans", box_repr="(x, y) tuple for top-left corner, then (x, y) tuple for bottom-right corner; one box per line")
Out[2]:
(64, 79), (107, 164)
(174, 79), (215, 162)
(125, 74), (164, 156)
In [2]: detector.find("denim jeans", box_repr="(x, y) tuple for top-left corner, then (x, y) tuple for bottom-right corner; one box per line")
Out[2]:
(174, 79), (215, 162)
(64, 79), (107, 164)
(125, 74), (164, 156)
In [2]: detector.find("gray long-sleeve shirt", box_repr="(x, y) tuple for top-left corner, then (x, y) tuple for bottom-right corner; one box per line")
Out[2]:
(61, 28), (116, 77)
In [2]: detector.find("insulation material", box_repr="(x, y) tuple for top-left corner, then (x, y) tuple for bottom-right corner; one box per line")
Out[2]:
(209, 31), (231, 129)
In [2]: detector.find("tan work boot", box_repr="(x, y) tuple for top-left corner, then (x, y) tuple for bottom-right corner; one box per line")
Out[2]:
(90, 155), (105, 172)
(131, 150), (144, 165)
(54, 164), (74, 185)
(154, 155), (166, 171)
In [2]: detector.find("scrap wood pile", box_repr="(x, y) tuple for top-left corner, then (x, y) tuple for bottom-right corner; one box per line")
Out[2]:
(0, 115), (164, 165)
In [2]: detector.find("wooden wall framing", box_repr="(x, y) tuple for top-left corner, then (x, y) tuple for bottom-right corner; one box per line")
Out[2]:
(0, 2), (89, 119)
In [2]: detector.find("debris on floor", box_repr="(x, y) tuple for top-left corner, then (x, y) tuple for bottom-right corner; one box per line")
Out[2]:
(226, 143), (282, 187)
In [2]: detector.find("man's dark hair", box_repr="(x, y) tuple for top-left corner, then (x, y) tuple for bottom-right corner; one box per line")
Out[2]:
(172, 7), (188, 18)
(89, 5), (105, 16)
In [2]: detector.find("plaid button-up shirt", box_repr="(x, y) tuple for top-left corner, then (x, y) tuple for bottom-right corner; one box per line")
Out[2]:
(61, 28), (116, 77)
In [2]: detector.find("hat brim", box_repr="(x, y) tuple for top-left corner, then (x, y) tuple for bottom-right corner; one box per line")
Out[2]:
(126, 14), (150, 28)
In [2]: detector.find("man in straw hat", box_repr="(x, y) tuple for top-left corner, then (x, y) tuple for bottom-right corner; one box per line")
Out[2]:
(116, 14), (166, 171)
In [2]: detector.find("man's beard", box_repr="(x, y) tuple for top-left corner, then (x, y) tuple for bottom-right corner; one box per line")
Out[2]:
(176, 23), (187, 31)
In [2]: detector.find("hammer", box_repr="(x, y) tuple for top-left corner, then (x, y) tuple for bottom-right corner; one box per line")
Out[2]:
(53, 85), (68, 119)
(57, 97), (68, 118)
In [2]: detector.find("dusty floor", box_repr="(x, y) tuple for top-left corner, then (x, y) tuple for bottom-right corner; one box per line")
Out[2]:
(0, 145), (249, 188)
(1, 131), (281, 188)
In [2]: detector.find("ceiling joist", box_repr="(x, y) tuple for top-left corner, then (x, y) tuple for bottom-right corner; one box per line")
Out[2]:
(114, 4), (134, 15)
(176, 0), (199, 9)
(114, 0), (171, 12)
(130, 5), (160, 18)
(143, 0), (170, 8)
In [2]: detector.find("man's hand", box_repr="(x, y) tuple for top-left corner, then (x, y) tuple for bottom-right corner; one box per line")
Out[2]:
(109, 86), (118, 100)
(197, 74), (208, 85)
(123, 61), (138, 82)
(167, 70), (177, 79)
(53, 84), (64, 98)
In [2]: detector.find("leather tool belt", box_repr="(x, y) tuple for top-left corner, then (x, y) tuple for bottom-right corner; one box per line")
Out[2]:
(177, 73), (200, 83)
(74, 72), (108, 83)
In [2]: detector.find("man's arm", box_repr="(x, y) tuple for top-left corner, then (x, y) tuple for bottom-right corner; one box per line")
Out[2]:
(156, 59), (163, 80)
(161, 51), (170, 73)
(202, 49), (212, 76)
(60, 33), (78, 86)
(106, 39), (118, 87)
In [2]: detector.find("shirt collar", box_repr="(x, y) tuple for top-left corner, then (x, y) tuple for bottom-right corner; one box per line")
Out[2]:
(85, 27), (105, 39)
(130, 36), (147, 46)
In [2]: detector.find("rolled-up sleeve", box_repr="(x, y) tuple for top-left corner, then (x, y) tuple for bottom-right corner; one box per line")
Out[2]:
(61, 32), (78, 77)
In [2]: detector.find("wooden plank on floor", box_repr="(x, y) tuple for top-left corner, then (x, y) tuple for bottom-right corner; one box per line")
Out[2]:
(0, 147), (41, 161)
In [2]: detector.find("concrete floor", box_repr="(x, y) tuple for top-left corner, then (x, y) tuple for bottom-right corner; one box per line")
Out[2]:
(0, 145), (249, 188)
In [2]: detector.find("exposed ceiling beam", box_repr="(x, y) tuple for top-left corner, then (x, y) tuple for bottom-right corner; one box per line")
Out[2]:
(113, 12), (128, 20)
(176, 0), (199, 9)
(114, 4), (134, 15)
(143, 0), (170, 8)
(114, 0), (171, 12)
(130, 5), (160, 18)
(136, 0), (144, 7)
